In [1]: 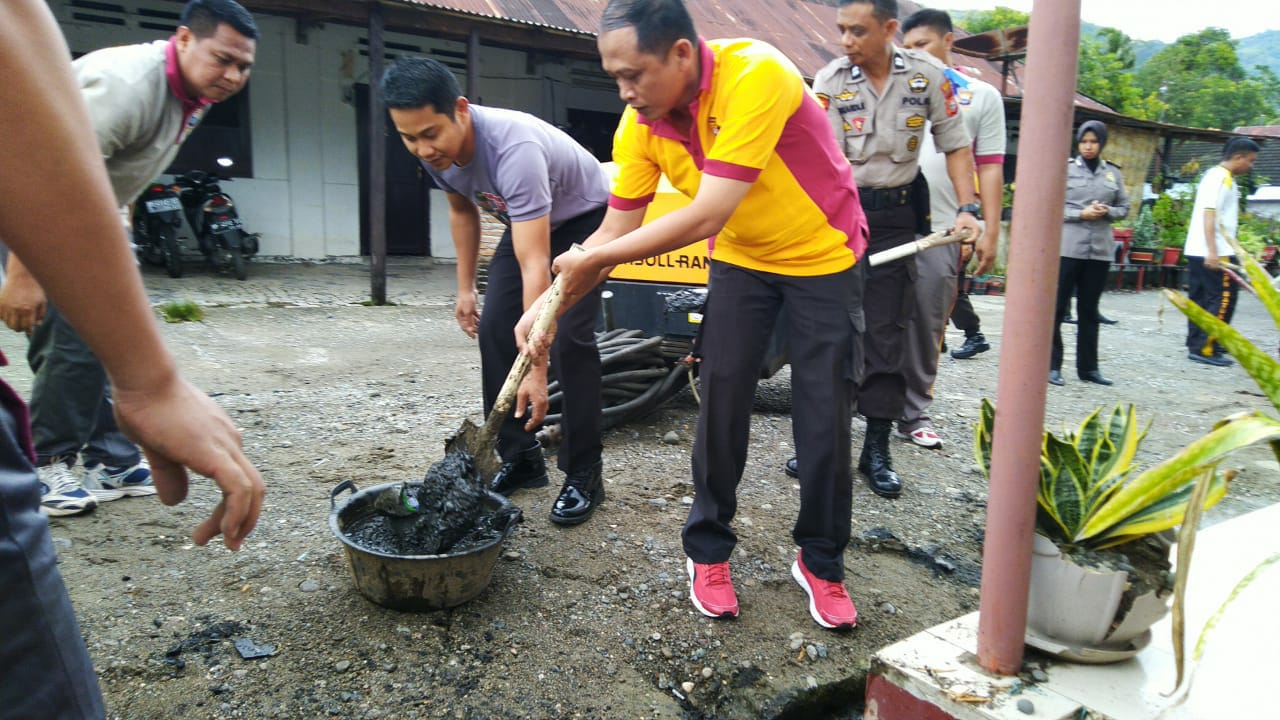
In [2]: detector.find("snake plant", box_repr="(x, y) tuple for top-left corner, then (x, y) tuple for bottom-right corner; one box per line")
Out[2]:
(973, 399), (1245, 551)
(974, 232), (1280, 687)
(975, 231), (1280, 551)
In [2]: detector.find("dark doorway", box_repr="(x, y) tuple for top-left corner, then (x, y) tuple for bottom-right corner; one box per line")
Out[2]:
(168, 85), (254, 177)
(355, 83), (432, 256)
(566, 108), (621, 162)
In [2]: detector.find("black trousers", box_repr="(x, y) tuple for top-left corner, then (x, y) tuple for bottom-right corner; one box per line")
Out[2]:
(1051, 256), (1109, 374)
(1186, 255), (1239, 356)
(856, 203), (916, 421)
(950, 270), (981, 336)
(478, 208), (604, 475)
(683, 261), (855, 581)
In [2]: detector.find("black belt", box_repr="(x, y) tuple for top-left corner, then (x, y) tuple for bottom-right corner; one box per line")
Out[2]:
(858, 183), (913, 211)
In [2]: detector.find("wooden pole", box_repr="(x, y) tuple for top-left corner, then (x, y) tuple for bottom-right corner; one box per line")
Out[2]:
(367, 1), (387, 305)
(467, 28), (480, 101)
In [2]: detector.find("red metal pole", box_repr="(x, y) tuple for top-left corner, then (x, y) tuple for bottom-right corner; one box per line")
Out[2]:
(976, 0), (1082, 674)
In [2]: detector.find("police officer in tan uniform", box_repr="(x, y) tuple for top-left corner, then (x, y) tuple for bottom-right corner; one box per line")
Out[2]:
(805, 0), (981, 499)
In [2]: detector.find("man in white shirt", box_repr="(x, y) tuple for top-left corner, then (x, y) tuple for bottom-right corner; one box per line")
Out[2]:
(1183, 137), (1259, 366)
(896, 8), (1005, 448)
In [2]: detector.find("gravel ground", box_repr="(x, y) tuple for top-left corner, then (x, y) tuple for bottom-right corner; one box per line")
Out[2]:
(3, 261), (1276, 719)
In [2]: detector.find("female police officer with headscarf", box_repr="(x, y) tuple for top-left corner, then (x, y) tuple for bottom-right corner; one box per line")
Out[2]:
(1050, 120), (1130, 386)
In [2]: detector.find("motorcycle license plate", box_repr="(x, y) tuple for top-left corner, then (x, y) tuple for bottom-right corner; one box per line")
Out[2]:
(145, 197), (181, 213)
(210, 218), (243, 232)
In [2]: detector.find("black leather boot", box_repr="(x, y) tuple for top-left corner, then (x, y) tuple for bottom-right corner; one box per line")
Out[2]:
(858, 419), (902, 498)
(489, 442), (549, 496)
(549, 461), (604, 526)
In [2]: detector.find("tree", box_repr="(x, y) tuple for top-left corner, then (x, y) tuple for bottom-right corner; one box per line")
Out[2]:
(1095, 27), (1136, 70)
(1132, 28), (1279, 129)
(957, 7), (1029, 35)
(1076, 31), (1145, 113)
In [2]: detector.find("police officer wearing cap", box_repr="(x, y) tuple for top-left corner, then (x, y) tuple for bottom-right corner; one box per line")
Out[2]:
(807, 0), (980, 499)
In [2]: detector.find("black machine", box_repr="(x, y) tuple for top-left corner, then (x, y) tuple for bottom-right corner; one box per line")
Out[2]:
(173, 169), (259, 280)
(131, 181), (185, 278)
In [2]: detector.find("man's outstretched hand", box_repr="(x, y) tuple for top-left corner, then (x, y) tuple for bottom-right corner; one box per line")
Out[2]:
(113, 376), (265, 551)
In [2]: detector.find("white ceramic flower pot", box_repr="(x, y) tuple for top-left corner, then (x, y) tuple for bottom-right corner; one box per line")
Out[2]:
(1025, 534), (1170, 656)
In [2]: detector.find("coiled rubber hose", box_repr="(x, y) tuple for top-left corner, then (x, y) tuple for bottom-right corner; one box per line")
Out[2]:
(542, 328), (693, 430)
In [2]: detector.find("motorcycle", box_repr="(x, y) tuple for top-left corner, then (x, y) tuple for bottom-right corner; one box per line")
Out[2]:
(174, 169), (259, 280)
(132, 181), (186, 278)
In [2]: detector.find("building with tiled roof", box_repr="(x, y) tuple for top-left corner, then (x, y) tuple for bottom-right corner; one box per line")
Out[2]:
(48, 0), (1258, 257)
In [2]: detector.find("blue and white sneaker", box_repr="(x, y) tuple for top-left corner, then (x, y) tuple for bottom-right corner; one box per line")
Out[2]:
(83, 458), (156, 499)
(39, 463), (99, 516)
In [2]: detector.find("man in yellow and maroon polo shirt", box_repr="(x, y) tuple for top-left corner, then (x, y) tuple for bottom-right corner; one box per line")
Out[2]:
(517, 0), (867, 630)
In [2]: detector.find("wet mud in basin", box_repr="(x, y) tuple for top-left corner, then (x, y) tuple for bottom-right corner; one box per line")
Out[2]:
(342, 452), (517, 556)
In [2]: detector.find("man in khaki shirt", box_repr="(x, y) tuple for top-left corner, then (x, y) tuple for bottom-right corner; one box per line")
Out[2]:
(0, 0), (257, 517)
(804, 0), (980, 499)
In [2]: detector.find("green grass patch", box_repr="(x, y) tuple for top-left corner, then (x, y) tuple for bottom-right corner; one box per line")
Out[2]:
(157, 300), (205, 323)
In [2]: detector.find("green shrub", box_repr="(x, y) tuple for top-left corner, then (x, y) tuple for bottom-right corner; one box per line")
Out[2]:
(1132, 204), (1158, 248)
(1238, 212), (1280, 258)
(157, 300), (204, 323)
(1152, 190), (1193, 249)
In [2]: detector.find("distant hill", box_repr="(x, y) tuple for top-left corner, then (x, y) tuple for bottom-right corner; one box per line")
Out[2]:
(1132, 39), (1166, 68)
(1125, 30), (1278, 77)
(1238, 30), (1280, 77)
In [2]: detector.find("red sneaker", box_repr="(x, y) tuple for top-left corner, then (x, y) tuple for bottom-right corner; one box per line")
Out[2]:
(791, 551), (857, 629)
(686, 558), (739, 618)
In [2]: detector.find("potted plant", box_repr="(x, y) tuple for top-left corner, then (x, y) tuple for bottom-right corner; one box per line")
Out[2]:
(1128, 205), (1158, 264)
(1152, 191), (1192, 265)
(1127, 247), (1157, 264)
(974, 401), (1232, 658)
(972, 242), (1280, 678)
(976, 243), (1280, 668)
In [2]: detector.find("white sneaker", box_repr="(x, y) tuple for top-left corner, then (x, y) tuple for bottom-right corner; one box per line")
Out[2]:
(38, 463), (99, 516)
(895, 427), (943, 449)
(83, 457), (156, 499)
(79, 465), (126, 502)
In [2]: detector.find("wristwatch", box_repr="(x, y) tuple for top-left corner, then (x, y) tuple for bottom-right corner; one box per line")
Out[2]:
(957, 202), (981, 216)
